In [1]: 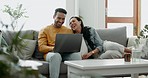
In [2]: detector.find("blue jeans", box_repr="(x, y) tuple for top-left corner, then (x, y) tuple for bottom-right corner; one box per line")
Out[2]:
(46, 52), (82, 78)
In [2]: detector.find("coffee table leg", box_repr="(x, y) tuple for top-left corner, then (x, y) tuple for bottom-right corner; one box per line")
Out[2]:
(67, 66), (91, 78)
(131, 73), (138, 78)
(68, 67), (70, 78)
(68, 66), (74, 78)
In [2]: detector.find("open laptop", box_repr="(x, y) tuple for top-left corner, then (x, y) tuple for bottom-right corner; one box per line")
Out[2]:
(54, 34), (83, 53)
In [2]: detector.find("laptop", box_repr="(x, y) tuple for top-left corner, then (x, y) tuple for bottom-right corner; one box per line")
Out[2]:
(54, 34), (83, 53)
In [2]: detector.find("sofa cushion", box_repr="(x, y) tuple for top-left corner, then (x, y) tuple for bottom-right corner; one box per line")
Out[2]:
(96, 26), (127, 47)
(19, 30), (34, 39)
(17, 39), (36, 60)
(2, 30), (36, 59)
(38, 61), (67, 75)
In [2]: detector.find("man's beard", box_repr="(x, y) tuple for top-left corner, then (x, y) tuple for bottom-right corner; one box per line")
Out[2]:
(54, 21), (63, 28)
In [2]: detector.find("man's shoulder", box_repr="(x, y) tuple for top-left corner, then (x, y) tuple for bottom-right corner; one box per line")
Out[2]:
(38, 25), (52, 33)
(61, 26), (73, 33)
(45, 24), (53, 29)
(43, 25), (70, 30)
(40, 25), (52, 30)
(61, 25), (71, 29)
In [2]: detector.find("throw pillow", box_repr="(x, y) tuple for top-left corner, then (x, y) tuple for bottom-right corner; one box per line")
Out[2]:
(96, 26), (127, 47)
(17, 39), (36, 60)
(2, 30), (34, 45)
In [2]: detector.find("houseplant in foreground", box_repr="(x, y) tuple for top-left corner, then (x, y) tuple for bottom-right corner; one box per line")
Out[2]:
(0, 4), (44, 78)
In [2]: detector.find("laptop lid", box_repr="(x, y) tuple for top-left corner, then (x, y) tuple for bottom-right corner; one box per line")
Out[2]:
(54, 34), (82, 53)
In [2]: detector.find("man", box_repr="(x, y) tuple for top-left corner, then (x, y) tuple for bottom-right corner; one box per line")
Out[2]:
(38, 8), (82, 78)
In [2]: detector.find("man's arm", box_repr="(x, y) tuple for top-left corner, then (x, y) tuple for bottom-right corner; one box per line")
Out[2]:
(38, 29), (54, 53)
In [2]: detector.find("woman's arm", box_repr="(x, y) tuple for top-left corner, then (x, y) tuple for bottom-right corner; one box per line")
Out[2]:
(82, 27), (103, 59)
(82, 48), (99, 59)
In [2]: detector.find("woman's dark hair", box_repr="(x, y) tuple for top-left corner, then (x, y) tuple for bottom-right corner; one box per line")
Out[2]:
(69, 16), (95, 51)
(69, 16), (84, 34)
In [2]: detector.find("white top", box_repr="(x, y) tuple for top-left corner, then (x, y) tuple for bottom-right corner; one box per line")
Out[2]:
(64, 59), (148, 70)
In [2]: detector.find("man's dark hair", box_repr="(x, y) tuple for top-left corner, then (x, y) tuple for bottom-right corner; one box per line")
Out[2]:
(54, 8), (67, 16)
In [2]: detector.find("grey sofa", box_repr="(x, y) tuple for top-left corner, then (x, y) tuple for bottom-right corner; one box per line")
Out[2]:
(2, 26), (132, 78)
(2, 29), (68, 78)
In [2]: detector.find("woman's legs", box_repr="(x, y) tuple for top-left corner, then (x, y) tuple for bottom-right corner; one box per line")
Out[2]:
(103, 41), (125, 54)
(102, 41), (131, 58)
(46, 53), (62, 78)
(100, 50), (122, 59)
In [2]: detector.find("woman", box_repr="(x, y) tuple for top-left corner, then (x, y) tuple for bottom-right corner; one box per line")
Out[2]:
(69, 16), (131, 59)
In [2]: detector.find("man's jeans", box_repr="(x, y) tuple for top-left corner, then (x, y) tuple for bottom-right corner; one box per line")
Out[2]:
(46, 52), (81, 78)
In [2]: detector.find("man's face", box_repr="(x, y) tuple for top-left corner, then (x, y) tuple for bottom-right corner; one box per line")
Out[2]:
(53, 12), (66, 28)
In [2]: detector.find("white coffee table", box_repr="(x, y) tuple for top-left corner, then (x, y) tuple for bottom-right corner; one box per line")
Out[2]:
(64, 59), (148, 78)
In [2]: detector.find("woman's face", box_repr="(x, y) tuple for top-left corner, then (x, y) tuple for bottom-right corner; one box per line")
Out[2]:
(69, 18), (81, 31)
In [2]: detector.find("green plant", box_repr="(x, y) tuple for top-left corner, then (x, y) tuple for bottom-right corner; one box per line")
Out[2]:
(1, 4), (28, 53)
(2, 4), (28, 30)
(135, 25), (148, 48)
(0, 4), (43, 78)
(139, 25), (148, 38)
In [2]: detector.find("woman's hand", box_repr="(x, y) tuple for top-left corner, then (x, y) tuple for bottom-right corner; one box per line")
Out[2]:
(82, 52), (93, 59)
(82, 48), (99, 59)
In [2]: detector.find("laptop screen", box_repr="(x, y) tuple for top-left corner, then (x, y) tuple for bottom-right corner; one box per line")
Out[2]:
(54, 34), (82, 53)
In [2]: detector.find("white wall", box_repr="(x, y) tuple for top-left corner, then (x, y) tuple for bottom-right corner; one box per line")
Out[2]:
(65, 0), (75, 28)
(0, 0), (106, 30)
(0, 0), (66, 31)
(66, 0), (105, 28)
(98, 0), (106, 28)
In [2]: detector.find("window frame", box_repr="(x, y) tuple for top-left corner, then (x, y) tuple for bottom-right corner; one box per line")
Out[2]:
(105, 0), (141, 35)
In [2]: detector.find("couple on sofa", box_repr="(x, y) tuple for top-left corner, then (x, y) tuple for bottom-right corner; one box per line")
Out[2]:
(38, 8), (131, 78)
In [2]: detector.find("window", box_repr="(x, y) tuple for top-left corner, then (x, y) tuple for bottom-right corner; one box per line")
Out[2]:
(106, 0), (140, 37)
(0, 0), (66, 30)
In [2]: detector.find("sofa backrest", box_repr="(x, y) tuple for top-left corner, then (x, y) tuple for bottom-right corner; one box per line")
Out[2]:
(1, 27), (127, 60)
(2, 30), (34, 45)
(95, 26), (127, 47)
(2, 30), (44, 60)
(2, 30), (38, 60)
